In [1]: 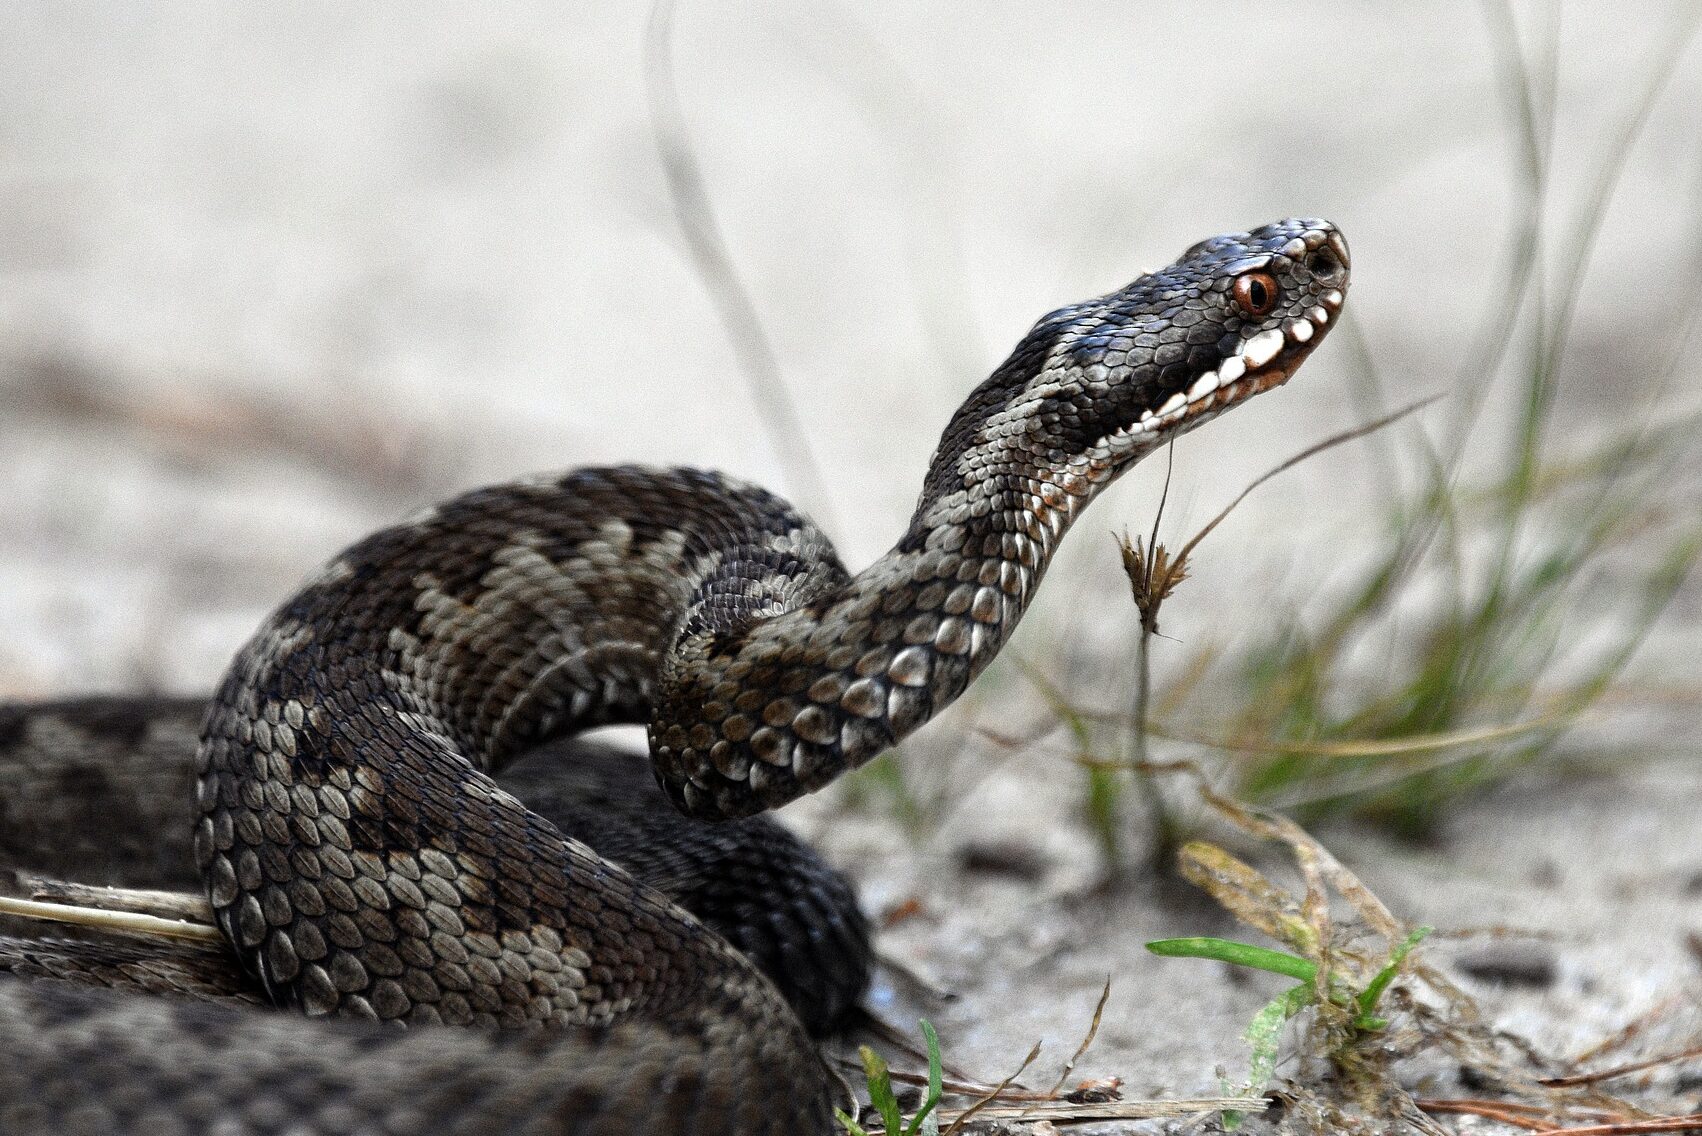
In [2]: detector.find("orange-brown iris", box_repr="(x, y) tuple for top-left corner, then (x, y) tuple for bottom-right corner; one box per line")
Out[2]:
(1232, 272), (1279, 318)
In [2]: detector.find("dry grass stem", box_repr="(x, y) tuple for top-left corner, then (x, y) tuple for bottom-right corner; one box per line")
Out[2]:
(1168, 395), (1441, 584)
(10, 351), (444, 495)
(1044, 977), (1113, 1098)
(643, 0), (838, 532)
(1176, 841), (1315, 952)
(936, 1095), (1268, 1128)
(1566, 995), (1690, 1068)
(1543, 1045), (1702, 1090)
(941, 1040), (1042, 1136)
(0, 894), (223, 945)
(1118, 533), (1188, 636)
(17, 876), (214, 924)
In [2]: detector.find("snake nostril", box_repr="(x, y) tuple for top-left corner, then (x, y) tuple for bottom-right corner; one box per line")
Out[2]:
(1305, 249), (1342, 284)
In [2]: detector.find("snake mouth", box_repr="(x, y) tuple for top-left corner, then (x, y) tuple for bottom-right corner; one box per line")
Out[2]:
(1099, 283), (1346, 456)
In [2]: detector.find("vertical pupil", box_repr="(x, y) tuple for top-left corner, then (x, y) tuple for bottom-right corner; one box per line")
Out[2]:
(1251, 280), (1267, 308)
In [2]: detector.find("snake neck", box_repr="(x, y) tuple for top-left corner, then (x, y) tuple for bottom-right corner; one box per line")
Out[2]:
(652, 215), (1355, 819)
(650, 410), (1109, 821)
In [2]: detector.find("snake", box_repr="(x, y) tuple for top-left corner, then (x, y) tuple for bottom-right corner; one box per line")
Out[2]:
(0, 217), (1348, 1135)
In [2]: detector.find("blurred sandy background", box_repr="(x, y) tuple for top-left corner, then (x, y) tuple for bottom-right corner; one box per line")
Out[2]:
(4, 2), (1702, 1114)
(5, 3), (1698, 695)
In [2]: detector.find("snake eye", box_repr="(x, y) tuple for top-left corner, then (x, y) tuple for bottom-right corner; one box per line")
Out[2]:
(1232, 272), (1279, 318)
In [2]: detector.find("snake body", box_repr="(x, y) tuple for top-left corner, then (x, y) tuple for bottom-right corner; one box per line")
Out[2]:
(0, 218), (1348, 1134)
(0, 697), (869, 1033)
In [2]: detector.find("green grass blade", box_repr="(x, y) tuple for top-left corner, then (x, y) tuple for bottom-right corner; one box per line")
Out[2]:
(1146, 937), (1318, 983)
(1223, 982), (1314, 1129)
(906, 1020), (944, 1136)
(859, 1044), (904, 1136)
(1354, 925), (1432, 1028)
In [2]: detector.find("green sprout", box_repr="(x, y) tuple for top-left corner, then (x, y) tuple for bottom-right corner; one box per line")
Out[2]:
(1146, 927), (1431, 1128)
(836, 1020), (944, 1136)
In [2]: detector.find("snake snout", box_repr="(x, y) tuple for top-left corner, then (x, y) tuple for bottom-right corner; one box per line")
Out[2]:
(1304, 244), (1347, 288)
(1300, 229), (1350, 289)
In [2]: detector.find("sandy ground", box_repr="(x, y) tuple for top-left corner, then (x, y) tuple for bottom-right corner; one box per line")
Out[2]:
(5, 4), (1702, 1131)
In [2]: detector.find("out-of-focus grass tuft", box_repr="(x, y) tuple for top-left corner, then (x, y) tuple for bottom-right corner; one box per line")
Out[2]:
(1222, 3), (1702, 835)
(651, 0), (1702, 850)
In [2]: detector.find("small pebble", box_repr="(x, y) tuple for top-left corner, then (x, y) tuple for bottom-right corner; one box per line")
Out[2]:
(957, 840), (1047, 882)
(1453, 942), (1559, 988)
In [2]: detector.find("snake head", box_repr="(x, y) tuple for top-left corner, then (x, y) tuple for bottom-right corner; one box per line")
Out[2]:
(918, 219), (1348, 527)
(1040, 217), (1350, 472)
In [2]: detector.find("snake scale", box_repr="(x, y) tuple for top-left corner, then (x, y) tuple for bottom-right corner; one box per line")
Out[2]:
(0, 218), (1348, 1134)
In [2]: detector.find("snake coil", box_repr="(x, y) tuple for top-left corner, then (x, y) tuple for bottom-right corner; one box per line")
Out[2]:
(1, 218), (1348, 1135)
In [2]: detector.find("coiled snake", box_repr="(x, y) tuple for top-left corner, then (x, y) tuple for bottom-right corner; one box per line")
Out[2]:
(0, 218), (1348, 1134)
